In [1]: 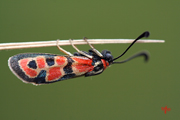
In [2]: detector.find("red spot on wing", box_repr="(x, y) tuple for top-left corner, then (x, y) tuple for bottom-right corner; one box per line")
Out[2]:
(74, 64), (94, 72)
(101, 59), (109, 69)
(73, 57), (92, 65)
(47, 67), (62, 81)
(36, 57), (46, 68)
(19, 59), (37, 77)
(56, 56), (66, 65)
(72, 57), (94, 72)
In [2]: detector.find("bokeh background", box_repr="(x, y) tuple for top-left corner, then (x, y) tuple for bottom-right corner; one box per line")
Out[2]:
(0, 0), (179, 120)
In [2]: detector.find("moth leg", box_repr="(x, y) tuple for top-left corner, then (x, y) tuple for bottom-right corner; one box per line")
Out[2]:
(69, 39), (93, 59)
(56, 39), (73, 56)
(83, 37), (103, 57)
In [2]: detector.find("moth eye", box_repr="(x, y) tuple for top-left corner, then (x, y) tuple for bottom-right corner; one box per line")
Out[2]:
(105, 53), (113, 61)
(106, 53), (111, 58)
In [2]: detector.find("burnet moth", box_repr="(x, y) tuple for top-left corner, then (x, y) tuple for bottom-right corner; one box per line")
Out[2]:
(8, 31), (149, 85)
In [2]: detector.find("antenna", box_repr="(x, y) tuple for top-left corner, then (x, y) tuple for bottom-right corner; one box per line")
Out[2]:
(112, 31), (150, 62)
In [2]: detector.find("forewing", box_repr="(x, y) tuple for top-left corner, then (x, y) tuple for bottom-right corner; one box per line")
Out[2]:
(8, 54), (94, 85)
(8, 53), (69, 85)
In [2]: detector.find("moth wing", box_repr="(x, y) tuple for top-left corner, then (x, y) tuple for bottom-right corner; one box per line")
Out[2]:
(8, 53), (68, 85)
(8, 54), (94, 85)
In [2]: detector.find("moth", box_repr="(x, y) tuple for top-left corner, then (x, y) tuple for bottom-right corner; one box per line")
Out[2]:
(8, 31), (149, 85)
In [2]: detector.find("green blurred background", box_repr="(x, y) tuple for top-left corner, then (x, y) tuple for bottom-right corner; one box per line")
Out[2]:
(0, 0), (179, 120)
